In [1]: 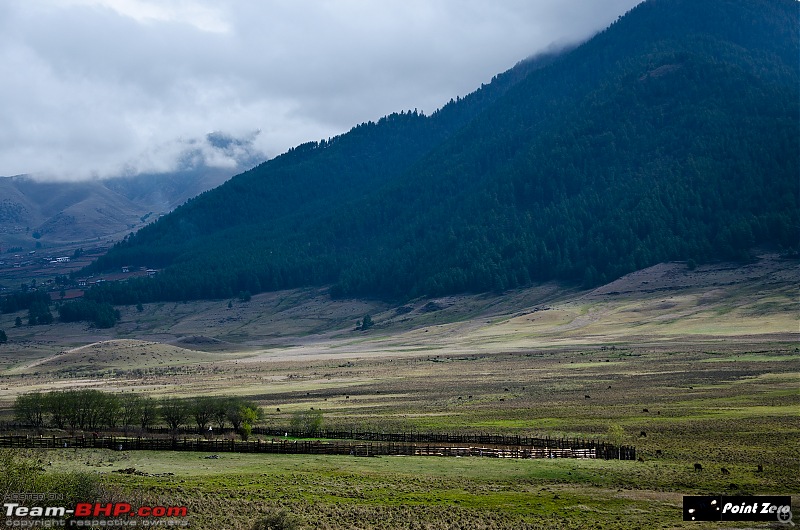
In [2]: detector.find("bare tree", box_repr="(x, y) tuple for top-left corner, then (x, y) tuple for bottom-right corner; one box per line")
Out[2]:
(45, 391), (68, 429)
(119, 394), (143, 433)
(160, 398), (188, 432)
(192, 397), (215, 432)
(14, 393), (46, 431)
(139, 397), (159, 431)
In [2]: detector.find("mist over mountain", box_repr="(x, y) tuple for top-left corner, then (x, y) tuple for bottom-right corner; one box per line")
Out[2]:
(0, 168), (235, 250)
(85, 0), (799, 305)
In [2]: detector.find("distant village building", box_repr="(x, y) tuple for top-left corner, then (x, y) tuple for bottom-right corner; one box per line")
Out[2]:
(122, 266), (130, 273)
(55, 256), (70, 263)
(146, 269), (158, 277)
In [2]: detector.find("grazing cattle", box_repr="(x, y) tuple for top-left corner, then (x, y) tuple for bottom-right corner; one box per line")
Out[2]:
(642, 408), (649, 413)
(757, 464), (763, 473)
(694, 463), (703, 472)
(638, 457), (645, 462)
(655, 449), (663, 457)
(721, 468), (730, 475)
(639, 431), (647, 437)
(585, 395), (591, 399)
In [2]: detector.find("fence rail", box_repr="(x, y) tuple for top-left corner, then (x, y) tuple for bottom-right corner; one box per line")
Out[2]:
(0, 434), (636, 460)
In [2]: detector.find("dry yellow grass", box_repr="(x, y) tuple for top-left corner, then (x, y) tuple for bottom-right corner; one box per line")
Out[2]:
(0, 256), (797, 528)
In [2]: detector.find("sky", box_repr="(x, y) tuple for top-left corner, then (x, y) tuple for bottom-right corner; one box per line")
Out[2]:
(0, 0), (642, 181)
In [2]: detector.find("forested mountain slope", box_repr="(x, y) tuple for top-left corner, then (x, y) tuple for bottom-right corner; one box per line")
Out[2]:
(85, 0), (799, 304)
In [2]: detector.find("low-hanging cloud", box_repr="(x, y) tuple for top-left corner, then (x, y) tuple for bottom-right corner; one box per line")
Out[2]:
(0, 0), (642, 181)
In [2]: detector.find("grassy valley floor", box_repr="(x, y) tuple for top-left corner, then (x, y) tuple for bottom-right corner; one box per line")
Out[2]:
(0, 256), (797, 528)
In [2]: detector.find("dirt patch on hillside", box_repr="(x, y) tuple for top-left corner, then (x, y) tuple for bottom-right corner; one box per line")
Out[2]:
(172, 335), (235, 352)
(583, 254), (797, 301)
(12, 339), (231, 375)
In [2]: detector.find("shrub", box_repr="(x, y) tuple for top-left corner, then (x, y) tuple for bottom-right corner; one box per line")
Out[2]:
(0, 450), (103, 524)
(251, 509), (303, 530)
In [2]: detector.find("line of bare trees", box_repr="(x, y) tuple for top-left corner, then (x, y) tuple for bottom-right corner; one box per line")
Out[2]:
(13, 390), (262, 438)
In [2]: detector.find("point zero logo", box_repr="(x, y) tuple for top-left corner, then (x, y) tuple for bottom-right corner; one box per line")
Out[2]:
(684, 496), (793, 524)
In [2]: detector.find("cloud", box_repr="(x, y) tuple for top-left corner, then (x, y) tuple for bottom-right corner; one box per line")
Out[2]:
(50, 0), (231, 32)
(0, 0), (642, 181)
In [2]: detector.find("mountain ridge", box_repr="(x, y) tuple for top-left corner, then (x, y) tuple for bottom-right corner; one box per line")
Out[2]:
(0, 169), (235, 251)
(84, 0), (799, 305)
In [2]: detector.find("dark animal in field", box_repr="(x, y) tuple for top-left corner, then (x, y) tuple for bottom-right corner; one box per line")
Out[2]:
(757, 464), (763, 473)
(721, 467), (730, 475)
(694, 463), (703, 472)
(642, 408), (649, 412)
(639, 431), (647, 437)
(655, 449), (663, 456)
(638, 457), (645, 462)
(585, 395), (591, 399)
(607, 385), (612, 389)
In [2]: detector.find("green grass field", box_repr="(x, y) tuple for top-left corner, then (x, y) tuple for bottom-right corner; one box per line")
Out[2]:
(0, 257), (797, 528)
(33, 429), (797, 529)
(5, 342), (798, 529)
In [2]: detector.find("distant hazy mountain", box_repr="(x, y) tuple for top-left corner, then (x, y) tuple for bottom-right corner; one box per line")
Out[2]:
(86, 0), (798, 304)
(0, 168), (235, 250)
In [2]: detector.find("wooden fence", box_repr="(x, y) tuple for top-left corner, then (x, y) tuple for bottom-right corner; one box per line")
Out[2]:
(0, 434), (636, 460)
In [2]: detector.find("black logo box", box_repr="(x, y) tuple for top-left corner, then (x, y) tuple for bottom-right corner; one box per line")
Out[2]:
(684, 496), (792, 522)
